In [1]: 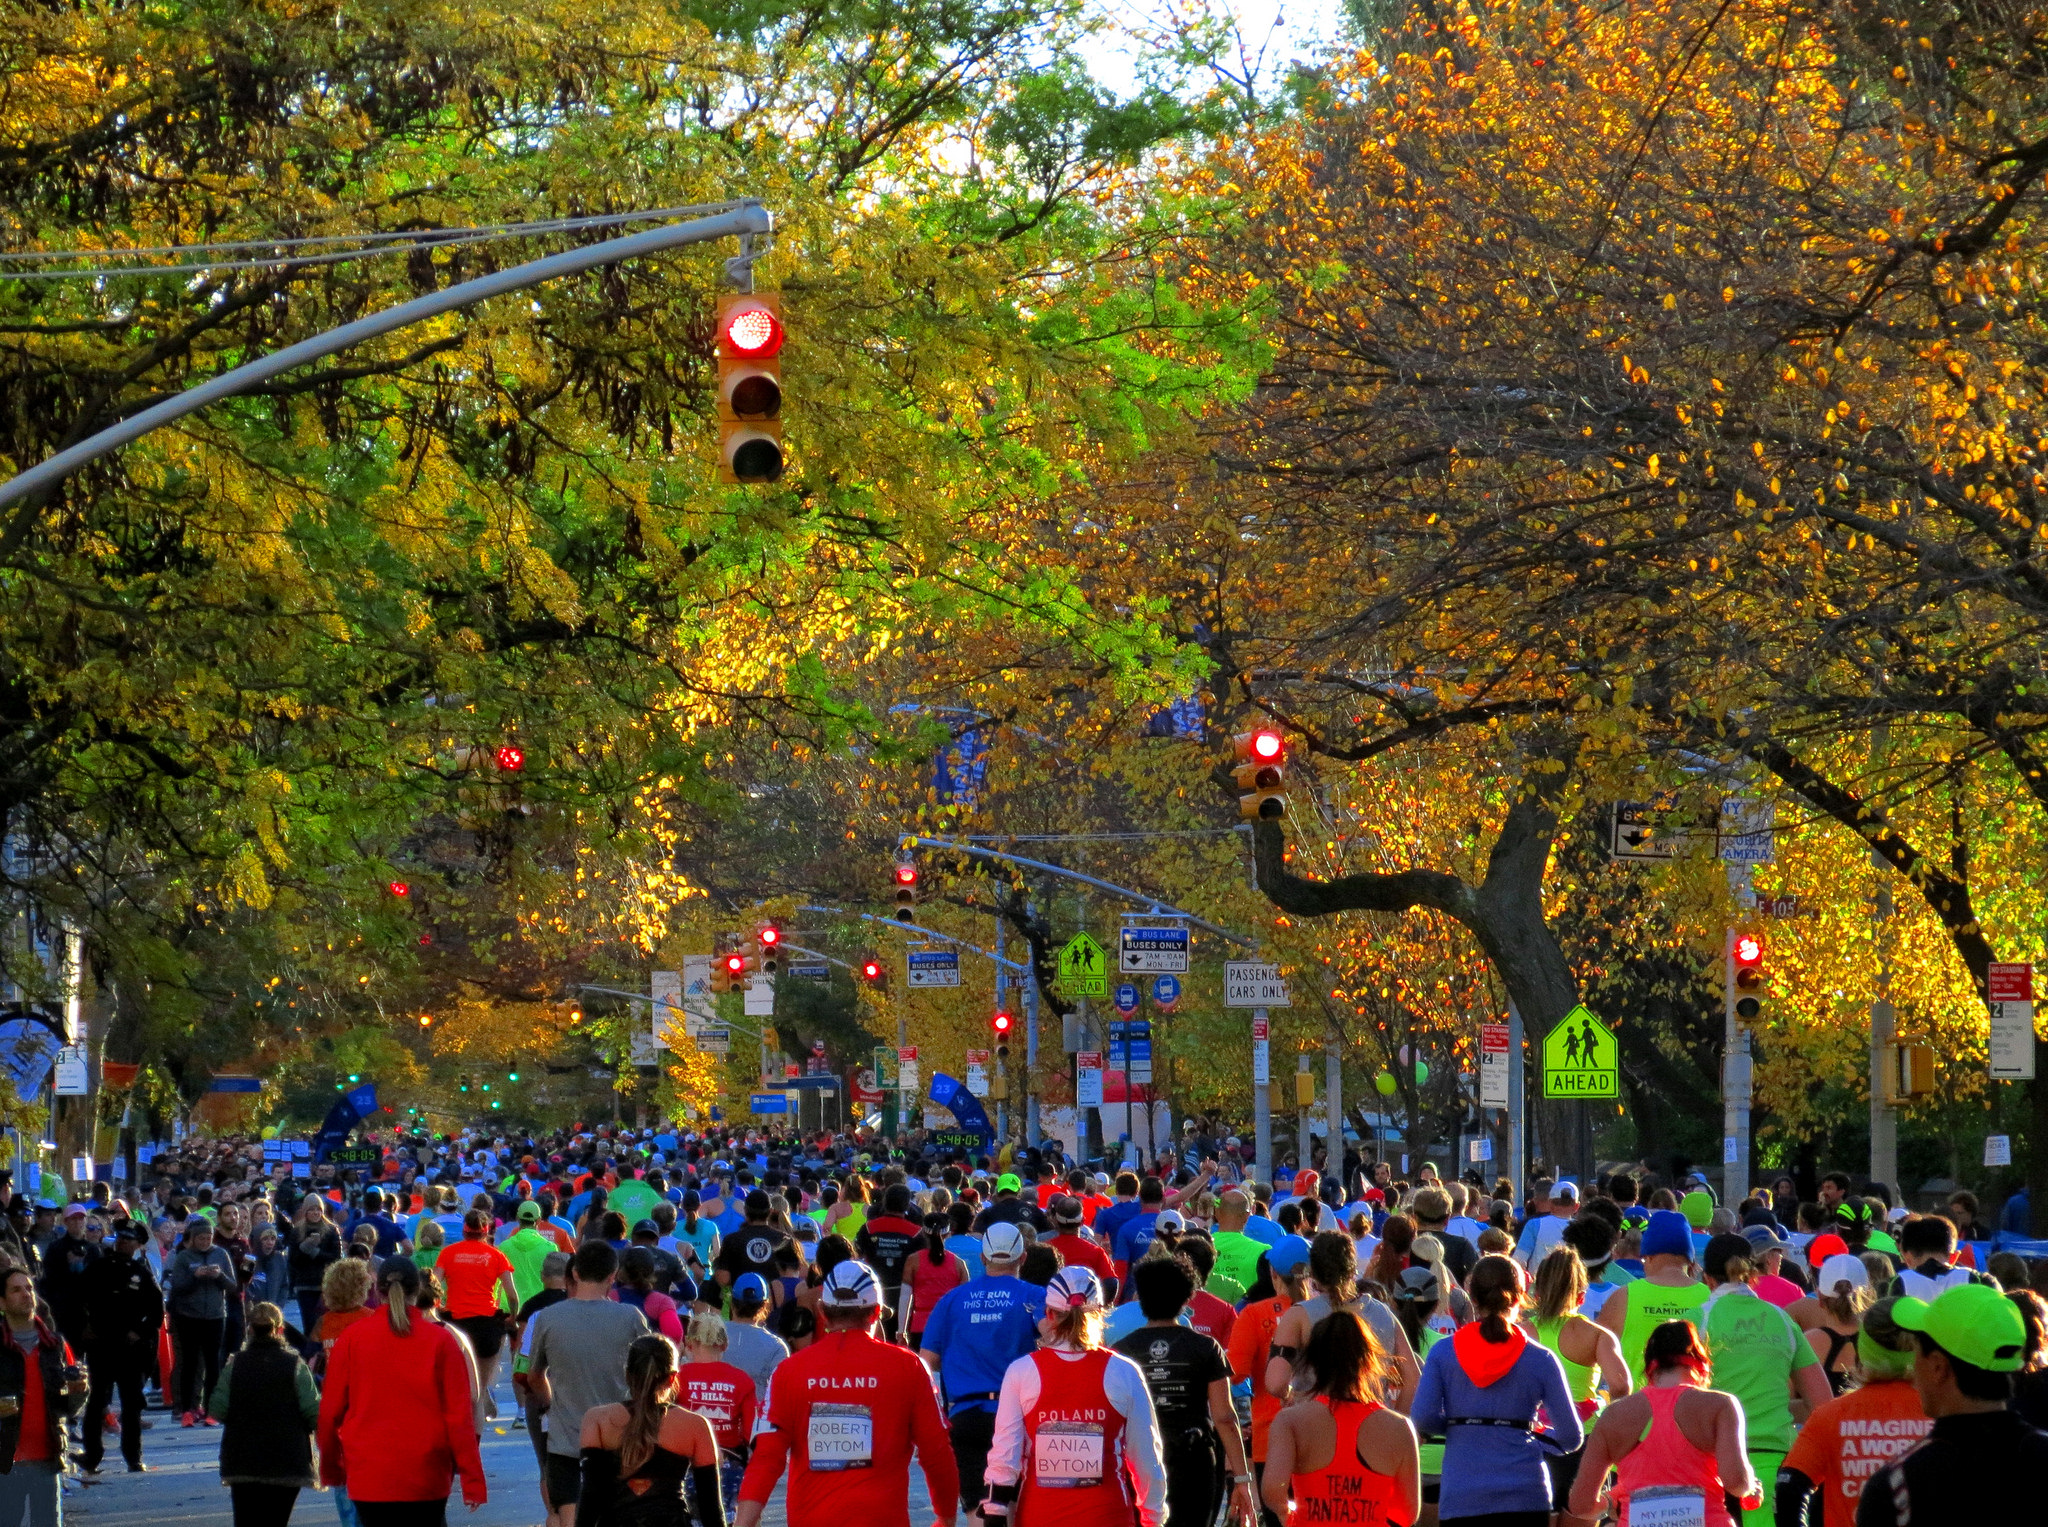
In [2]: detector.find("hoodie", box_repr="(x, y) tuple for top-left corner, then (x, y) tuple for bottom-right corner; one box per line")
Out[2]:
(1413, 1323), (1582, 1520)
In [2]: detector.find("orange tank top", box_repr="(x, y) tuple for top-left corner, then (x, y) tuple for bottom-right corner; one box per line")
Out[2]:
(1614, 1384), (1735, 1527)
(1288, 1397), (1408, 1526)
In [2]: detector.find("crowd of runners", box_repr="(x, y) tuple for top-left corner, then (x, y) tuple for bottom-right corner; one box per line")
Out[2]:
(0, 1125), (2044, 1527)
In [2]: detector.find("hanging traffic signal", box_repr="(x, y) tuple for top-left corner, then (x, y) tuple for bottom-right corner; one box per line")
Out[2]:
(458, 1075), (471, 1093)
(1233, 729), (1288, 820)
(721, 950), (753, 989)
(507, 1070), (520, 1083)
(892, 858), (919, 924)
(716, 293), (784, 484)
(757, 924), (781, 974)
(993, 1009), (1013, 1061)
(860, 957), (885, 983)
(1731, 930), (1766, 1022)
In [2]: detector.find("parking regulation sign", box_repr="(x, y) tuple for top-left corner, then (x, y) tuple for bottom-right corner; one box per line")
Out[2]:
(1119, 924), (1190, 973)
(906, 948), (961, 988)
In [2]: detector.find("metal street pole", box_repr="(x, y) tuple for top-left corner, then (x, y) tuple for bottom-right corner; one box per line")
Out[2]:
(0, 203), (774, 507)
(1507, 1001), (1526, 1206)
(1296, 1052), (1312, 1177)
(1254, 1006), (1273, 1187)
(1325, 1022), (1343, 1177)
(995, 919), (1010, 1142)
(1025, 964), (1043, 1148)
(1724, 864), (1755, 1206)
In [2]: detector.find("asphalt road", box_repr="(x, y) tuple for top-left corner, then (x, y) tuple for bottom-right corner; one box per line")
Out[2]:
(62, 1371), (830, 1527)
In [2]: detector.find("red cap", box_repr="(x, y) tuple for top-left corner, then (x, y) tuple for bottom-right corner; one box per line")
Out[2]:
(1806, 1233), (1849, 1268)
(1364, 1188), (1386, 1204)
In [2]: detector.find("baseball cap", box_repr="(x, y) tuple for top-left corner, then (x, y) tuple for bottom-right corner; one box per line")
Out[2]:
(632, 1219), (659, 1237)
(1363, 1188), (1385, 1205)
(996, 1173), (1022, 1193)
(1552, 1181), (1580, 1204)
(1093, 1172), (1111, 1188)
(819, 1260), (885, 1310)
(62, 1205), (86, 1220)
(1267, 1234), (1312, 1276)
(1805, 1232), (1851, 1268)
(1742, 1223), (1793, 1254)
(1156, 1209), (1186, 1234)
(1393, 1265), (1440, 1303)
(982, 1222), (1028, 1262)
(517, 1201), (542, 1223)
(1045, 1267), (1106, 1312)
(732, 1272), (770, 1305)
(1815, 1253), (1870, 1294)
(1893, 1284), (2027, 1371)
(1050, 1196), (1084, 1226)
(1639, 1209), (1694, 1260)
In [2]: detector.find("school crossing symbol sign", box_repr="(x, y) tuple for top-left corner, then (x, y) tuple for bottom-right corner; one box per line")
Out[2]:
(1542, 1004), (1618, 1099)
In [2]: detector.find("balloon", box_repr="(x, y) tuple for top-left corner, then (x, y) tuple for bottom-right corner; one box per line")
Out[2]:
(1415, 1061), (1430, 1086)
(1374, 1071), (1397, 1095)
(1398, 1045), (1414, 1066)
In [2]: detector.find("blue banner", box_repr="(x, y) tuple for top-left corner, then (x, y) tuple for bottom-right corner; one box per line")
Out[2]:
(927, 1072), (993, 1152)
(311, 1081), (378, 1163)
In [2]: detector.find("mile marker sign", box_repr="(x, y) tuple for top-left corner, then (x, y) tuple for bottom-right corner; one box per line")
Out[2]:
(1542, 1004), (1618, 1098)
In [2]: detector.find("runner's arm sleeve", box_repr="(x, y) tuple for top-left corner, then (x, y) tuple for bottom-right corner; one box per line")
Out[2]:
(691, 1463), (722, 1527)
(736, 1376), (788, 1503)
(1107, 1354), (1169, 1527)
(1774, 1464), (1819, 1527)
(579, 1448), (619, 1527)
(981, 1356), (1038, 1507)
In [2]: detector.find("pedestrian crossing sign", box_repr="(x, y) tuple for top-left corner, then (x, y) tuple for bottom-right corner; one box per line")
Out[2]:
(1058, 933), (1109, 997)
(1542, 1004), (1618, 1098)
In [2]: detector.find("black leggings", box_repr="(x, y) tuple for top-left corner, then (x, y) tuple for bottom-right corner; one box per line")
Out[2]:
(175, 1315), (225, 1413)
(352, 1504), (447, 1527)
(230, 1484), (300, 1527)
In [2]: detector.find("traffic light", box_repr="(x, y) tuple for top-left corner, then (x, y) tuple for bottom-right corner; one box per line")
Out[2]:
(892, 857), (919, 924)
(757, 924), (781, 975)
(1295, 1071), (1317, 1107)
(1731, 930), (1765, 1022)
(458, 1075), (471, 1093)
(387, 880), (410, 898)
(507, 1069), (520, 1083)
(721, 950), (752, 990)
(716, 293), (784, 483)
(993, 1009), (1013, 1061)
(495, 744), (525, 772)
(1233, 728), (1287, 820)
(860, 957), (885, 983)
(1883, 1040), (1937, 1102)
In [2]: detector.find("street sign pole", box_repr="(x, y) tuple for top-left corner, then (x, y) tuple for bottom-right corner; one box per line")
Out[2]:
(1254, 1007), (1272, 1187)
(1507, 1002), (1525, 1207)
(1025, 962), (1042, 1148)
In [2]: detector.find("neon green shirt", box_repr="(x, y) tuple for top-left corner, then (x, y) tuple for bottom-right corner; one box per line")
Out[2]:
(1702, 1282), (1817, 1455)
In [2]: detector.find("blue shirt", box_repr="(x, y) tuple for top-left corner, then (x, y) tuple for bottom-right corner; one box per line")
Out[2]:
(712, 1204), (747, 1239)
(1093, 1200), (1143, 1252)
(1112, 1211), (1162, 1267)
(945, 1233), (984, 1281)
(1101, 1303), (1190, 1346)
(919, 1275), (1046, 1415)
(1413, 1336), (1581, 1518)
(2001, 1190), (2031, 1236)
(1240, 1214), (1282, 1246)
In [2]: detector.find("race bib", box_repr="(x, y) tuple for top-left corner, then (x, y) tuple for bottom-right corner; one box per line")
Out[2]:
(1627, 1486), (1707, 1527)
(807, 1403), (874, 1470)
(1033, 1422), (1106, 1487)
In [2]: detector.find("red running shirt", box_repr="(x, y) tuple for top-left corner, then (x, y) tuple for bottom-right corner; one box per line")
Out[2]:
(737, 1327), (958, 1527)
(436, 1238), (513, 1320)
(1288, 1397), (1410, 1527)
(679, 1361), (759, 1451)
(1016, 1348), (1137, 1527)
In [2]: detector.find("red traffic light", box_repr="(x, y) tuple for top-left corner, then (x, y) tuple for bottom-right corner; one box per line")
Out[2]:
(722, 952), (747, 977)
(1249, 728), (1284, 762)
(495, 745), (525, 772)
(992, 1011), (1013, 1035)
(388, 881), (410, 898)
(894, 864), (917, 886)
(861, 959), (883, 981)
(720, 301), (784, 358)
(759, 926), (780, 947)
(1734, 932), (1763, 966)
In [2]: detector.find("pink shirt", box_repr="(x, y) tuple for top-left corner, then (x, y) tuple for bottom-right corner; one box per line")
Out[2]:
(1754, 1272), (1803, 1309)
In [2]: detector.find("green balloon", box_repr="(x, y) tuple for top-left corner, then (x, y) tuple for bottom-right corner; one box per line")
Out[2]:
(1415, 1061), (1430, 1086)
(1374, 1071), (1397, 1095)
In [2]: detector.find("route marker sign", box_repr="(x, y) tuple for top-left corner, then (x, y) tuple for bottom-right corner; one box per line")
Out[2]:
(1541, 1005), (1618, 1098)
(1058, 933), (1109, 997)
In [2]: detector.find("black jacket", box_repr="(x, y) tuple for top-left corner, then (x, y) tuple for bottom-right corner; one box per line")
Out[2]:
(215, 1343), (316, 1488)
(1854, 1409), (2048, 1526)
(285, 1228), (340, 1295)
(0, 1317), (87, 1474)
(78, 1250), (164, 1349)
(35, 1236), (100, 1336)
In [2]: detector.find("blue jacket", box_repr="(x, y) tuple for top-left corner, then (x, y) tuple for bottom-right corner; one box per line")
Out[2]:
(1412, 1333), (1582, 1518)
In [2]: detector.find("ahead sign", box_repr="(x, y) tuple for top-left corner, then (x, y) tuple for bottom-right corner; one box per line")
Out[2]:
(1225, 961), (1290, 1008)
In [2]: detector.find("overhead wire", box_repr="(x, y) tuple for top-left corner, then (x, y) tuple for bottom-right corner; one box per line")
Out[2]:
(0, 200), (752, 282)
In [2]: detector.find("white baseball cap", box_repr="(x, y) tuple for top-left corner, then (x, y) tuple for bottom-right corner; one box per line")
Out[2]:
(1156, 1209), (1186, 1233)
(983, 1222), (1028, 1263)
(820, 1259), (886, 1309)
(1816, 1253), (1871, 1294)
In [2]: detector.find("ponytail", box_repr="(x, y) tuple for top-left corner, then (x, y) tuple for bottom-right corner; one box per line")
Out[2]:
(1468, 1254), (1524, 1343)
(380, 1257), (422, 1335)
(619, 1336), (677, 1474)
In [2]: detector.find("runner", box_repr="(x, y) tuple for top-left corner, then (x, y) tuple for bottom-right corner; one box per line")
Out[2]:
(1569, 1319), (1759, 1527)
(734, 1260), (959, 1527)
(1264, 1232), (1421, 1409)
(1262, 1309), (1420, 1527)
(1597, 1208), (1711, 1390)
(1853, 1284), (2048, 1525)
(207, 1301), (319, 1527)
(900, 1210), (967, 1351)
(1230, 1232), (1309, 1527)
(679, 1312), (757, 1527)
(1413, 1253), (1582, 1523)
(982, 1267), (1167, 1527)
(1112, 1254), (1257, 1527)
(917, 1221), (1043, 1521)
(1775, 1298), (1929, 1527)
(576, 1333), (722, 1527)
(528, 1243), (652, 1527)
(1699, 1233), (1831, 1527)
(436, 1208), (519, 1417)
(1525, 1243), (1631, 1512)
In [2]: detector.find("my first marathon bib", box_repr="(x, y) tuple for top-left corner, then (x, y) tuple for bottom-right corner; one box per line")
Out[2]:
(1033, 1421), (1107, 1487)
(1627, 1486), (1706, 1527)
(807, 1403), (874, 1470)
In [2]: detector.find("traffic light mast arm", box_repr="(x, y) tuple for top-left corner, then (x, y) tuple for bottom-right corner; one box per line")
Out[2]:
(0, 201), (774, 511)
(895, 839), (1256, 947)
(796, 905), (1031, 971)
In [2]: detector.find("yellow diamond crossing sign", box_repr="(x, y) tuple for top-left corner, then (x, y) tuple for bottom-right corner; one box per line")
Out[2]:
(1542, 1004), (1618, 1098)
(1058, 933), (1109, 997)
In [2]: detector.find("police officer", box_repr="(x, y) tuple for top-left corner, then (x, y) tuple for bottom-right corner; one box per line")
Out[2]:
(79, 1218), (164, 1473)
